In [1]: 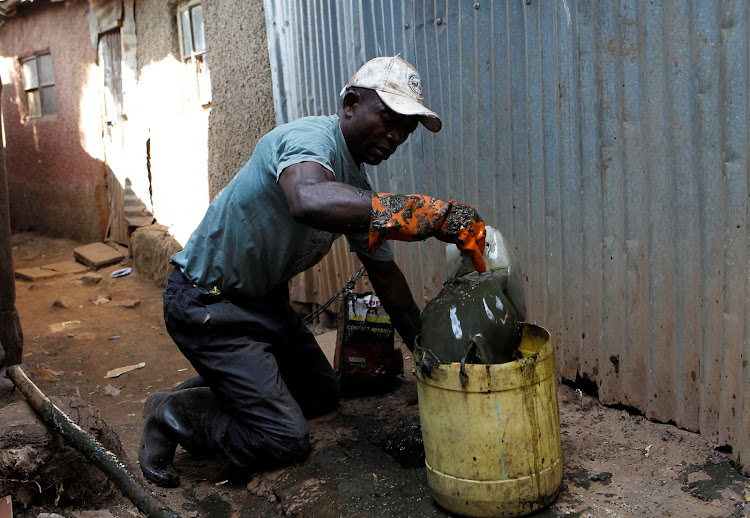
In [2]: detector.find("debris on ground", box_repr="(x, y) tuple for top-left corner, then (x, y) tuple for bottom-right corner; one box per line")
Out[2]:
(6, 231), (750, 518)
(104, 363), (146, 379)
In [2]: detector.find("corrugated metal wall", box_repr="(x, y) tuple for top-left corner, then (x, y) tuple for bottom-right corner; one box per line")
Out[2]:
(265, 0), (750, 470)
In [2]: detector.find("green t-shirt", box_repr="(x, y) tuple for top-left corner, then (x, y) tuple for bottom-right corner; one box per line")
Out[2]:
(171, 114), (393, 298)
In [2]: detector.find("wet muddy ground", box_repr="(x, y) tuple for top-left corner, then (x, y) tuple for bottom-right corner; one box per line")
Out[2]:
(3, 232), (750, 518)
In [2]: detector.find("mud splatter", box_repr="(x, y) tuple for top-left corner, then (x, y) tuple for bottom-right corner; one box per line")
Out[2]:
(369, 194), (443, 245)
(442, 202), (484, 237)
(368, 421), (425, 469)
(194, 494), (232, 517)
(419, 273), (520, 365)
(680, 460), (748, 502)
(566, 466), (592, 490)
(609, 355), (620, 374)
(180, 488), (233, 517)
(368, 194), (484, 254)
(414, 345), (443, 378)
(356, 187), (373, 199)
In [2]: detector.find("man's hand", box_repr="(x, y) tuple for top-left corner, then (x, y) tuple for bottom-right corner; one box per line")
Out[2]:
(389, 303), (421, 352)
(367, 193), (487, 273)
(441, 204), (486, 274)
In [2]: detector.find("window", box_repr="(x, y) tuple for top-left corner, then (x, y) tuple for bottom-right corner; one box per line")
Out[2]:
(22, 53), (56, 118)
(177, 1), (211, 105)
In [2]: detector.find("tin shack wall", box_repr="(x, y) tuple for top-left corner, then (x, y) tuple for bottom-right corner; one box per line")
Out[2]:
(264, 0), (749, 470)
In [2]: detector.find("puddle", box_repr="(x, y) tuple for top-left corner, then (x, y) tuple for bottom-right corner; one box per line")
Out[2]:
(269, 436), (442, 517)
(194, 494), (232, 517)
(181, 489), (232, 518)
(565, 466), (591, 490)
(680, 460), (748, 502)
(368, 421), (425, 469)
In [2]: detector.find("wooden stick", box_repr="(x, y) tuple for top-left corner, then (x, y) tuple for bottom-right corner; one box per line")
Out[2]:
(6, 365), (179, 518)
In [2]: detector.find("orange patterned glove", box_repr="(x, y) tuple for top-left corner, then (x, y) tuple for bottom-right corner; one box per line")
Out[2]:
(367, 193), (487, 273)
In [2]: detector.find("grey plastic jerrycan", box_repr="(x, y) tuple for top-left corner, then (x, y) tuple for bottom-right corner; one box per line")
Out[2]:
(419, 226), (526, 365)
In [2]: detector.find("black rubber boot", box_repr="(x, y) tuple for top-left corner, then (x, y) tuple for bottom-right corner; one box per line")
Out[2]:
(139, 407), (179, 487)
(139, 387), (219, 487)
(142, 375), (206, 418)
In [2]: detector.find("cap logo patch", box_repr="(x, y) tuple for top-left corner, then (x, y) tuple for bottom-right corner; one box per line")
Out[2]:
(407, 74), (424, 99)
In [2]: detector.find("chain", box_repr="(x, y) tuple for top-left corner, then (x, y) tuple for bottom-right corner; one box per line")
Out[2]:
(302, 266), (367, 324)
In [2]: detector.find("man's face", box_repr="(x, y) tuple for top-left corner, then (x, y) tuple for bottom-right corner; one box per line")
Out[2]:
(342, 90), (420, 165)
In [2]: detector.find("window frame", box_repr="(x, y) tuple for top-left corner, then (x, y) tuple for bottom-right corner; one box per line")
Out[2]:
(20, 51), (56, 119)
(176, 0), (211, 106)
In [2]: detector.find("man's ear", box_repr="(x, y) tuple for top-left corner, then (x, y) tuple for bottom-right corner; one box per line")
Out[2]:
(341, 89), (361, 116)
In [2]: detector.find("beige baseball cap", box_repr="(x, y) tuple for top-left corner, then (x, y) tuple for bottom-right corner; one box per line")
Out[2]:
(340, 56), (442, 133)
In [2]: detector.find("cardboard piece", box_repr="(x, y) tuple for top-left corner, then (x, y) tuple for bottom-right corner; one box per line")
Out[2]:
(73, 243), (124, 269)
(43, 261), (90, 275)
(14, 260), (90, 281)
(14, 267), (62, 281)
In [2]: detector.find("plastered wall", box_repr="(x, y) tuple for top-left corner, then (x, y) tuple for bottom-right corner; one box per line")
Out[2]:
(133, 0), (275, 245)
(0, 1), (108, 242)
(202, 0), (275, 198)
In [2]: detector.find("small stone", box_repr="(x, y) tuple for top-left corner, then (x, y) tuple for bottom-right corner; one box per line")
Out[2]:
(90, 295), (111, 306)
(590, 472), (613, 485)
(79, 273), (104, 285)
(110, 299), (141, 309)
(51, 296), (74, 310)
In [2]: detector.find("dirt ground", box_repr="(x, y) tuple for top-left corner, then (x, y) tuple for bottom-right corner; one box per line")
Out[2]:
(3, 231), (750, 518)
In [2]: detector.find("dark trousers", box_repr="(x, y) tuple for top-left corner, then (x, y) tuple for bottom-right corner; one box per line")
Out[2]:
(162, 267), (341, 468)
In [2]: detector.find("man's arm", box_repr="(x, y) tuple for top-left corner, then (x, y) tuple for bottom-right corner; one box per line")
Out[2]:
(278, 161), (371, 233)
(357, 253), (421, 351)
(279, 160), (487, 273)
(356, 254), (414, 313)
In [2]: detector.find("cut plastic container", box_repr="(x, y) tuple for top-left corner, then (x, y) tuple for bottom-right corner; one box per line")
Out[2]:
(416, 323), (562, 517)
(445, 225), (526, 320)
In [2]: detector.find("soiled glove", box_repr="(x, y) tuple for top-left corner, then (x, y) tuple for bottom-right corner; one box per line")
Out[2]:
(367, 193), (487, 273)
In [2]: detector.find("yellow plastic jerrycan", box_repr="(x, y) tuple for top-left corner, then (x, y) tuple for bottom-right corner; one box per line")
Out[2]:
(416, 323), (562, 517)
